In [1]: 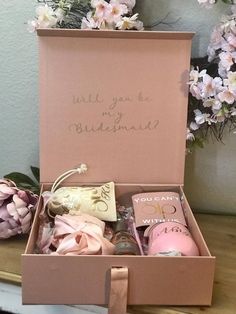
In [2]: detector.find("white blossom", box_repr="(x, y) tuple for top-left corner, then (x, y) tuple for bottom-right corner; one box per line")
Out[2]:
(36, 4), (58, 28)
(187, 128), (195, 141)
(28, 4), (59, 32)
(224, 71), (236, 91)
(197, 0), (216, 9)
(218, 88), (236, 104)
(81, 12), (101, 29)
(190, 122), (200, 131)
(116, 13), (143, 30)
(27, 20), (39, 33)
(194, 109), (211, 125)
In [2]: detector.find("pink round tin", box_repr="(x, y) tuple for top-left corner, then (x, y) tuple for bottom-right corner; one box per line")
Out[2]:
(145, 221), (199, 256)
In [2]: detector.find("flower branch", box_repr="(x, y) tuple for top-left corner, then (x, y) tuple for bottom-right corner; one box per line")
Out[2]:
(187, 4), (236, 150)
(28, 0), (143, 32)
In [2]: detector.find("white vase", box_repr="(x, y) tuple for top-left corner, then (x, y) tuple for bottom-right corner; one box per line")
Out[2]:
(184, 131), (236, 214)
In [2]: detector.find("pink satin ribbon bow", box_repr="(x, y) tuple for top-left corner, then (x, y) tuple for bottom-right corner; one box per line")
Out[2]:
(52, 214), (115, 255)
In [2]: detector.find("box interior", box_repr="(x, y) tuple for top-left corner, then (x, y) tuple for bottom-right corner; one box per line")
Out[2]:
(23, 183), (215, 305)
(25, 183), (211, 257)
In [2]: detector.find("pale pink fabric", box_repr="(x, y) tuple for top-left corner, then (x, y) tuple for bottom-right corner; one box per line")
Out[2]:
(36, 222), (54, 254)
(52, 214), (115, 255)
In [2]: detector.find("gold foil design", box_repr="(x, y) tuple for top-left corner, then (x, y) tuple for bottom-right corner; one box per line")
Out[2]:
(47, 182), (117, 221)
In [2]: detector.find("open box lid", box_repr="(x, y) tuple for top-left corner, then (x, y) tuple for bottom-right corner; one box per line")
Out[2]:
(38, 29), (194, 185)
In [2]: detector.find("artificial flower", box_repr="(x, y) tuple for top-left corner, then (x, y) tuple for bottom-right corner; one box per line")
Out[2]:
(54, 7), (65, 23)
(81, 11), (101, 29)
(189, 68), (206, 85)
(218, 88), (236, 104)
(219, 51), (236, 72)
(197, 0), (216, 9)
(29, 0), (143, 31)
(92, 0), (111, 19)
(212, 106), (230, 122)
(194, 109), (212, 125)
(116, 13), (144, 30)
(28, 4), (60, 32)
(203, 98), (222, 110)
(27, 20), (39, 33)
(187, 128), (195, 141)
(224, 71), (236, 91)
(200, 74), (222, 98)
(0, 179), (38, 239)
(106, 0), (128, 24)
(190, 122), (200, 131)
(36, 4), (58, 28)
(118, 0), (136, 11)
(188, 4), (236, 147)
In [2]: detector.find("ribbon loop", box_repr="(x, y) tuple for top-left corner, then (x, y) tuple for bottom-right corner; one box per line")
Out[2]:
(51, 163), (88, 193)
(108, 267), (129, 314)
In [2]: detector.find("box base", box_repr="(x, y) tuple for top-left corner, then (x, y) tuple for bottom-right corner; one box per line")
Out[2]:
(22, 184), (215, 305)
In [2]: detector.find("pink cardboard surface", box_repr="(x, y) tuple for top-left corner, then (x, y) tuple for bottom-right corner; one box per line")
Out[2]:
(39, 29), (193, 185)
(22, 184), (215, 305)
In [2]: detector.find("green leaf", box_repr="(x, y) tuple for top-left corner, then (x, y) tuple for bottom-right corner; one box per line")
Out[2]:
(4, 167), (41, 195)
(4, 172), (38, 188)
(195, 138), (205, 149)
(31, 166), (40, 183)
(221, 0), (233, 4)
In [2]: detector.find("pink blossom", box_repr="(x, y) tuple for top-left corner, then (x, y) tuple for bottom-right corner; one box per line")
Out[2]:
(191, 2), (236, 144)
(218, 63), (228, 78)
(190, 84), (202, 100)
(219, 52), (235, 71)
(106, 0), (128, 24)
(0, 179), (15, 206)
(91, 0), (111, 19)
(189, 68), (206, 85)
(224, 71), (236, 92)
(200, 74), (222, 98)
(221, 13), (236, 34)
(226, 33), (236, 48)
(0, 179), (38, 239)
(218, 88), (236, 104)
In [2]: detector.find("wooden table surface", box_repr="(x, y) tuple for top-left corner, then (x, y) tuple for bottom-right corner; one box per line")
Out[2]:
(0, 214), (236, 314)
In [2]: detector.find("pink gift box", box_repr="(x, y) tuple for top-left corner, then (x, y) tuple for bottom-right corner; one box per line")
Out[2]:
(22, 29), (215, 306)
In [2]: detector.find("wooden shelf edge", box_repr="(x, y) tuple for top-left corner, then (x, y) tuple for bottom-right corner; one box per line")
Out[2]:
(0, 271), (21, 285)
